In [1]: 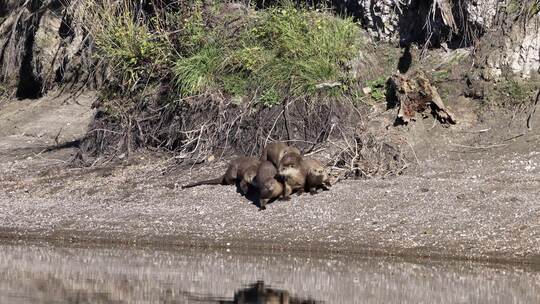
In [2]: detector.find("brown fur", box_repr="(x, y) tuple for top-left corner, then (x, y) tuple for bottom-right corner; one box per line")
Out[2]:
(182, 157), (260, 194)
(278, 153), (307, 200)
(254, 161), (284, 210)
(260, 142), (301, 168)
(278, 155), (332, 198)
(302, 157), (332, 194)
(237, 158), (260, 194)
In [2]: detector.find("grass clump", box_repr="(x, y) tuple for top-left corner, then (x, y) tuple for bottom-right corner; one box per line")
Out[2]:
(85, 1), (168, 90)
(171, 1), (220, 91)
(507, 0), (540, 18)
(488, 78), (538, 107)
(234, 2), (360, 103)
(170, 1), (360, 103)
(174, 44), (224, 97)
(87, 0), (360, 105)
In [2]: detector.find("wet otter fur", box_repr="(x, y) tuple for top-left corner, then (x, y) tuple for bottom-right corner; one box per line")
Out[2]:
(260, 142), (301, 168)
(278, 152), (306, 199)
(302, 157), (332, 194)
(254, 161), (284, 210)
(278, 155), (332, 198)
(181, 157), (260, 194)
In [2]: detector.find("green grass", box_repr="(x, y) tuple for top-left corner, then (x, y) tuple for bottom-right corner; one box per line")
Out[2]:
(433, 70), (450, 82)
(86, 1), (168, 89)
(173, 44), (224, 97)
(489, 78), (538, 107)
(235, 2), (359, 101)
(507, 0), (540, 18)
(88, 0), (360, 106)
(365, 76), (387, 102)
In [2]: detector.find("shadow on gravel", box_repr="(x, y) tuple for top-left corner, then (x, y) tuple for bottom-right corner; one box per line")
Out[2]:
(234, 183), (276, 211)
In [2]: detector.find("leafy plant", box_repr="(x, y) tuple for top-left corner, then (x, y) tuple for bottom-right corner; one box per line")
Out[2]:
(366, 76), (387, 102)
(260, 87), (281, 107)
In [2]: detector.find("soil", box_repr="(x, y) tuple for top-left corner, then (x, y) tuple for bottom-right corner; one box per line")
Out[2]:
(0, 92), (539, 264)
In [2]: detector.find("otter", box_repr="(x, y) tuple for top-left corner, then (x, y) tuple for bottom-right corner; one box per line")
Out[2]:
(302, 157), (332, 194)
(260, 142), (301, 168)
(254, 161), (284, 210)
(236, 158), (260, 194)
(277, 152), (306, 199)
(181, 157), (260, 194)
(278, 155), (332, 198)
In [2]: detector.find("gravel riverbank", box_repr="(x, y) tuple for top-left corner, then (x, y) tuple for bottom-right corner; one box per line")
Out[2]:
(1, 94), (539, 264)
(1, 133), (539, 264)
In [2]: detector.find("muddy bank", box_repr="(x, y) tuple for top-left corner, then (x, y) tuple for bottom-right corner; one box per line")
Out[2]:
(0, 94), (539, 264)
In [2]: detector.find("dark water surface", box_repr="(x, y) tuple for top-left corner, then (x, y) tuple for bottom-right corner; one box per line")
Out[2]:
(0, 242), (539, 304)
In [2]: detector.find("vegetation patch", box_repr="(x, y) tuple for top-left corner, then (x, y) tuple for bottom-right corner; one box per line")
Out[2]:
(507, 0), (540, 18)
(86, 0), (359, 103)
(84, 1), (169, 92)
(364, 76), (387, 103)
(240, 3), (359, 102)
(488, 78), (538, 108)
(79, 0), (409, 178)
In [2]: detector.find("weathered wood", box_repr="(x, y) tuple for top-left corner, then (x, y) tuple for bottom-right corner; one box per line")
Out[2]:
(390, 70), (456, 124)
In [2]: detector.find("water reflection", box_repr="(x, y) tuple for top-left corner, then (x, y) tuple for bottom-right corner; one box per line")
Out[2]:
(0, 242), (539, 304)
(228, 281), (320, 304)
(220, 281), (322, 304)
(184, 281), (320, 304)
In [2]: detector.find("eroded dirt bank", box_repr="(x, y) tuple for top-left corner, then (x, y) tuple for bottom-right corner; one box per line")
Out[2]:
(0, 93), (539, 264)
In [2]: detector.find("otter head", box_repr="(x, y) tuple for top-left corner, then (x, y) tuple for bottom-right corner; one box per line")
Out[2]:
(279, 146), (299, 160)
(244, 167), (258, 184)
(258, 180), (274, 198)
(259, 178), (274, 191)
(310, 166), (326, 177)
(278, 153), (302, 177)
(261, 179), (283, 198)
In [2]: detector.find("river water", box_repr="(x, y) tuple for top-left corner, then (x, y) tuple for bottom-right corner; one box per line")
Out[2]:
(0, 242), (538, 304)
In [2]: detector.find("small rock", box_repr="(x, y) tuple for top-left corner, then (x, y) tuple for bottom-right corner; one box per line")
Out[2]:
(362, 87), (372, 94)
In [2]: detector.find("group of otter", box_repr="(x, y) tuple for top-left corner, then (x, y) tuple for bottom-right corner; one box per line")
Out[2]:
(182, 142), (332, 209)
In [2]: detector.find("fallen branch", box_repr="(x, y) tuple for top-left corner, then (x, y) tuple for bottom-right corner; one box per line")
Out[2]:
(450, 143), (508, 150)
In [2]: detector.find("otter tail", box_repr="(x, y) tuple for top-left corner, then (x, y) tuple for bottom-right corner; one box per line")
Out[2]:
(181, 176), (224, 189)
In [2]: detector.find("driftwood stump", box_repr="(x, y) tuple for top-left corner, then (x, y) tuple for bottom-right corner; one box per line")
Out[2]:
(389, 70), (456, 125)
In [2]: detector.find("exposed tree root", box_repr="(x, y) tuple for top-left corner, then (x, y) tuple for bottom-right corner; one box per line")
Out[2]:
(82, 90), (408, 178)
